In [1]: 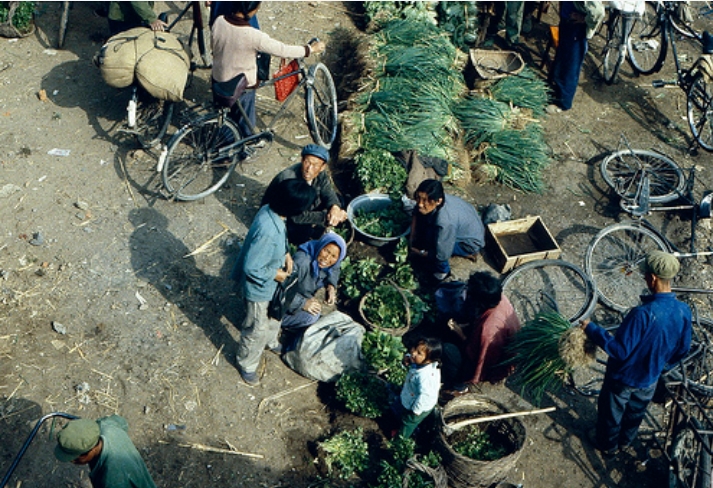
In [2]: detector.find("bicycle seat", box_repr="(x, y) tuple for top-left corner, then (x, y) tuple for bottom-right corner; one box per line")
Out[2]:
(212, 73), (248, 109)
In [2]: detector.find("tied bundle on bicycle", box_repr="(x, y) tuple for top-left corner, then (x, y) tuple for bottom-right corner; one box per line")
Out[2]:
(96, 27), (190, 103)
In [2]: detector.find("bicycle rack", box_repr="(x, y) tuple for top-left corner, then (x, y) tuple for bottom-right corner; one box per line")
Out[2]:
(0, 411), (78, 488)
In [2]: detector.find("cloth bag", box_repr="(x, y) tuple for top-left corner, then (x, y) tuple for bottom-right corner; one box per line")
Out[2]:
(283, 311), (366, 382)
(256, 52), (271, 81)
(273, 58), (301, 102)
(134, 32), (190, 101)
(267, 272), (300, 321)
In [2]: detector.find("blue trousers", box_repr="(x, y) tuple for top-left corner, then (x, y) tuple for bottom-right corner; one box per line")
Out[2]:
(433, 241), (477, 275)
(596, 374), (657, 451)
(550, 21), (588, 110)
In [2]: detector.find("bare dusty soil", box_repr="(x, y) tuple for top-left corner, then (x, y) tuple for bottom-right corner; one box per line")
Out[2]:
(3, 2), (713, 488)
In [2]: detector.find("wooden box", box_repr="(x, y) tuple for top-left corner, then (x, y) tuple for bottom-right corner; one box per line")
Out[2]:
(487, 216), (561, 273)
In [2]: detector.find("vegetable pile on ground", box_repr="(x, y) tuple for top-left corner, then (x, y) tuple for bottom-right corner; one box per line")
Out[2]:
(505, 311), (596, 403)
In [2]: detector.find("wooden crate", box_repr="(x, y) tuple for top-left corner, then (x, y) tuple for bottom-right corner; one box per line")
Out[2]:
(487, 216), (561, 273)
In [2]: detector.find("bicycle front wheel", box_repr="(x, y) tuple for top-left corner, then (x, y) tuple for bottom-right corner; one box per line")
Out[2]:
(585, 222), (669, 312)
(688, 73), (713, 152)
(501, 259), (597, 324)
(162, 115), (242, 201)
(306, 63), (338, 149)
(600, 148), (686, 203)
(627, 1), (666, 75)
(602, 11), (625, 84)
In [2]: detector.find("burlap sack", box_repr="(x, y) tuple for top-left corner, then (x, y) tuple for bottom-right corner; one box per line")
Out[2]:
(135, 32), (190, 102)
(98, 27), (154, 89)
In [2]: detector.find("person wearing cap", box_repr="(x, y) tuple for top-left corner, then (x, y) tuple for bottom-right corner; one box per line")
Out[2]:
(580, 250), (692, 457)
(262, 144), (347, 245)
(55, 415), (156, 488)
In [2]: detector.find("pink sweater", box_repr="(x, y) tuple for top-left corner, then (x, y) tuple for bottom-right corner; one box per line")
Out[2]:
(211, 16), (309, 86)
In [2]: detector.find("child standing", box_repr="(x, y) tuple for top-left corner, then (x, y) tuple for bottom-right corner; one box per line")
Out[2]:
(398, 337), (442, 438)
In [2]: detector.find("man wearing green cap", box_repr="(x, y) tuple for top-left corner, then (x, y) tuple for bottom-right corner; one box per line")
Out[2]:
(262, 144), (347, 245)
(55, 415), (156, 488)
(580, 250), (692, 457)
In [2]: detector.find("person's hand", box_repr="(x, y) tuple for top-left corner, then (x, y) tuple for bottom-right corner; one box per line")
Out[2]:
(403, 353), (413, 366)
(275, 268), (289, 283)
(150, 18), (168, 31)
(410, 247), (427, 258)
(325, 285), (336, 305)
(326, 205), (347, 226)
(284, 253), (294, 275)
(309, 40), (326, 55)
(579, 318), (590, 329)
(303, 298), (322, 315)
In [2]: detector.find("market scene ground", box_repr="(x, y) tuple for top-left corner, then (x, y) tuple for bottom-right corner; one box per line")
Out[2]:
(3, 2), (713, 488)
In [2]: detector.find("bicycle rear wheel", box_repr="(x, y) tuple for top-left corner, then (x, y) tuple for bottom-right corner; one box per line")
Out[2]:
(585, 222), (669, 312)
(669, 418), (712, 488)
(136, 100), (174, 150)
(627, 1), (666, 75)
(666, 318), (713, 398)
(501, 259), (597, 324)
(600, 148), (686, 203)
(688, 73), (713, 152)
(306, 63), (337, 149)
(161, 114), (242, 201)
(602, 11), (625, 84)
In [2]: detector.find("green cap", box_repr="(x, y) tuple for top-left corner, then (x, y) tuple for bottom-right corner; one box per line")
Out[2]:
(55, 419), (100, 462)
(644, 250), (680, 279)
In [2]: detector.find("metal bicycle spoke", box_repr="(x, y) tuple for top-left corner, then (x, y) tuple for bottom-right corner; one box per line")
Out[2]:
(669, 418), (711, 488)
(600, 149), (686, 203)
(602, 11), (626, 84)
(627, 1), (666, 75)
(501, 259), (597, 324)
(585, 223), (669, 312)
(688, 73), (713, 152)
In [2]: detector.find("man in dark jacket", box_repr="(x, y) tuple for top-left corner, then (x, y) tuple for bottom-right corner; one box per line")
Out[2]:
(581, 250), (691, 456)
(262, 144), (346, 245)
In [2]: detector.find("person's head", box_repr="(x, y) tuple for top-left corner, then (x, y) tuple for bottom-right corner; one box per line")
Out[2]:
(300, 144), (330, 183)
(298, 232), (347, 277)
(229, 1), (261, 19)
(265, 179), (316, 218)
(466, 271), (503, 311)
(414, 179), (445, 215)
(55, 419), (102, 465)
(409, 336), (442, 366)
(643, 250), (679, 291)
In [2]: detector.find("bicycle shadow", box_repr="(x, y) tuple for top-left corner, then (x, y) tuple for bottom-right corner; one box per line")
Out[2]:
(128, 206), (242, 369)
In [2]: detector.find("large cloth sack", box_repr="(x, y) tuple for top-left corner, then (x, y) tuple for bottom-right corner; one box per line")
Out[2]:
(283, 311), (366, 382)
(98, 27), (154, 89)
(135, 32), (190, 102)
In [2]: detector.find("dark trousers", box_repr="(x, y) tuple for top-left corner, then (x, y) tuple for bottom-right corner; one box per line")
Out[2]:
(549, 21), (588, 110)
(596, 374), (657, 451)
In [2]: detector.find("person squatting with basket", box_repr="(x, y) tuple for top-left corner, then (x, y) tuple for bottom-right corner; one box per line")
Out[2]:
(54, 416), (156, 488)
(580, 250), (692, 456)
(211, 1), (325, 136)
(263, 144), (348, 245)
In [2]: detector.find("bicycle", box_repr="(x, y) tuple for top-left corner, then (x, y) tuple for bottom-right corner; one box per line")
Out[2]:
(157, 54), (337, 201)
(600, 0), (644, 84)
(58, 1), (69, 49)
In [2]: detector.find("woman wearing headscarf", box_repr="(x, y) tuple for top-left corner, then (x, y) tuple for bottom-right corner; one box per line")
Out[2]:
(281, 232), (347, 330)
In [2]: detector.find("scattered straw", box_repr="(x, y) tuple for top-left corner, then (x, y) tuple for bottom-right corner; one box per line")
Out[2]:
(559, 327), (597, 369)
(257, 381), (317, 417)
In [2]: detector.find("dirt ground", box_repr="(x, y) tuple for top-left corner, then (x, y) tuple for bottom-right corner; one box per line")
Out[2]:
(3, 2), (713, 488)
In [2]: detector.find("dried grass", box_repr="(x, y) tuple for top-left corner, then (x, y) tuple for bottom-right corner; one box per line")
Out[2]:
(558, 327), (597, 369)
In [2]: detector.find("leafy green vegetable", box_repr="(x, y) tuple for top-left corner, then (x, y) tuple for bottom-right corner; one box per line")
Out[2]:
(452, 427), (507, 461)
(362, 330), (407, 385)
(392, 263), (417, 291)
(362, 284), (409, 330)
(404, 290), (429, 326)
(355, 148), (407, 197)
(0, 2), (34, 32)
(335, 372), (390, 418)
(394, 237), (409, 264)
(339, 256), (383, 300)
(352, 199), (410, 238)
(319, 428), (370, 479)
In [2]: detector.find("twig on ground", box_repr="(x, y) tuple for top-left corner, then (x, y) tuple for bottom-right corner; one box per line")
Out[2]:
(257, 381), (318, 417)
(184, 222), (232, 258)
(171, 441), (264, 459)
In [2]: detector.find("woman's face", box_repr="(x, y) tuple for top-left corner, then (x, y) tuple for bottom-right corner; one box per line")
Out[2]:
(415, 192), (442, 215)
(316, 243), (340, 269)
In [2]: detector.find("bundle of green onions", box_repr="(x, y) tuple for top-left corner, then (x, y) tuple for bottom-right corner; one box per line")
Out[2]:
(490, 67), (551, 117)
(453, 97), (514, 147)
(505, 311), (595, 403)
(484, 125), (550, 194)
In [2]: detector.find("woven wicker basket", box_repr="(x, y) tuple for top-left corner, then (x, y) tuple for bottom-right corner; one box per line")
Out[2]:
(358, 282), (411, 336)
(469, 49), (524, 80)
(434, 394), (526, 488)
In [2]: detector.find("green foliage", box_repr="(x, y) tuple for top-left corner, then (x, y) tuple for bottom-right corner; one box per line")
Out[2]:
(491, 67), (551, 117)
(363, 284), (409, 330)
(436, 1), (480, 50)
(339, 256), (383, 300)
(362, 331), (407, 385)
(371, 437), (442, 488)
(355, 148), (407, 197)
(453, 97), (513, 147)
(0, 2), (34, 31)
(484, 125), (550, 194)
(394, 237), (409, 264)
(364, 1), (438, 28)
(352, 199), (410, 239)
(391, 263), (417, 291)
(319, 428), (370, 479)
(452, 428), (507, 461)
(335, 372), (390, 418)
(404, 290), (429, 325)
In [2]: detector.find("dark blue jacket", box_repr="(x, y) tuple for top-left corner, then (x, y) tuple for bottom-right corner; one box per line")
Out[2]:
(585, 293), (692, 388)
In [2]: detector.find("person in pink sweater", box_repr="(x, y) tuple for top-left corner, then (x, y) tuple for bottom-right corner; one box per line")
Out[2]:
(211, 1), (325, 135)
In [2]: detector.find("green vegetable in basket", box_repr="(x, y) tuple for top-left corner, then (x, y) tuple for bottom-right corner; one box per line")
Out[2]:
(362, 284), (409, 330)
(335, 371), (390, 418)
(355, 148), (407, 197)
(352, 199), (410, 239)
(452, 427), (507, 461)
(0, 2), (34, 32)
(318, 428), (370, 479)
(362, 330), (407, 385)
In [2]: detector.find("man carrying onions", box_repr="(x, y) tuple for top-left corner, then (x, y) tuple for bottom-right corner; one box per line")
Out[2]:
(580, 251), (692, 456)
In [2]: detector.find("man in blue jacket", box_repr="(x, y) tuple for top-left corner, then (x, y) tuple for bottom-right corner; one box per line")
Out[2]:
(581, 251), (691, 456)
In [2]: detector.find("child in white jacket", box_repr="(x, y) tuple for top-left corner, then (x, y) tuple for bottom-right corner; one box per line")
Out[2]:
(398, 337), (442, 438)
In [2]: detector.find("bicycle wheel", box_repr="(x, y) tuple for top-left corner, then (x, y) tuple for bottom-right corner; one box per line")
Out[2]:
(627, 1), (667, 75)
(666, 318), (713, 398)
(501, 259), (597, 324)
(600, 149), (686, 203)
(670, 2), (707, 40)
(585, 222), (669, 313)
(602, 11), (625, 84)
(306, 63), (338, 149)
(688, 73), (713, 152)
(162, 114), (242, 201)
(669, 418), (711, 488)
(136, 100), (174, 150)
(58, 1), (70, 49)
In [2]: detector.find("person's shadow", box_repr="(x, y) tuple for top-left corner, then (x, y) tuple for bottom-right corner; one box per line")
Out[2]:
(128, 207), (243, 366)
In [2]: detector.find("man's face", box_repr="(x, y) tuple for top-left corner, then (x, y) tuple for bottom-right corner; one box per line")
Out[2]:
(415, 191), (442, 215)
(301, 155), (326, 182)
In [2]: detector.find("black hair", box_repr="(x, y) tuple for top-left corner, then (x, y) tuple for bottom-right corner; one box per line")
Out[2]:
(266, 179), (316, 218)
(228, 1), (262, 17)
(415, 179), (445, 204)
(465, 271), (503, 317)
(414, 336), (442, 365)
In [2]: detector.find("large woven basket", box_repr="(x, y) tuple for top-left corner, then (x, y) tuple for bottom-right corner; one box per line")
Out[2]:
(434, 394), (526, 488)
(469, 49), (524, 80)
(358, 281), (411, 336)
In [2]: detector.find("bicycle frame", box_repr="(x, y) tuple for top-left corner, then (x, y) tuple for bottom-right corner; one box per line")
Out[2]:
(652, 2), (704, 91)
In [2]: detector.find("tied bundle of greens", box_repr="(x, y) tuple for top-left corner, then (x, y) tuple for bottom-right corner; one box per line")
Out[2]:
(483, 125), (550, 194)
(490, 67), (551, 117)
(453, 97), (514, 147)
